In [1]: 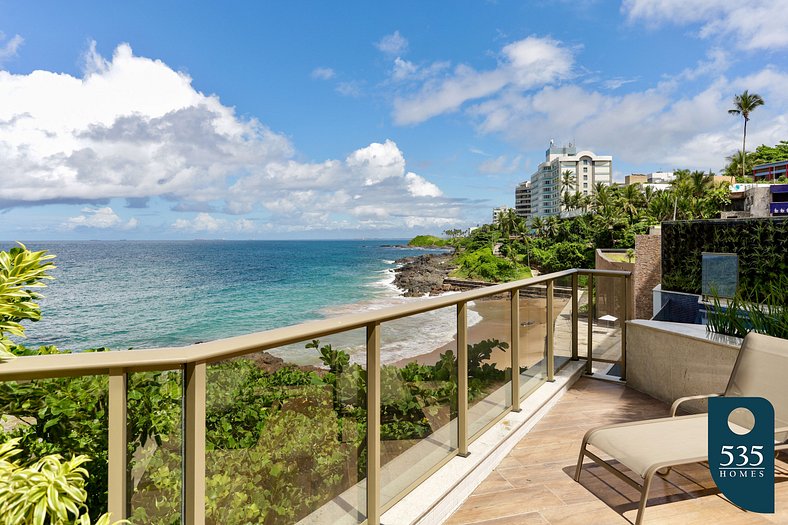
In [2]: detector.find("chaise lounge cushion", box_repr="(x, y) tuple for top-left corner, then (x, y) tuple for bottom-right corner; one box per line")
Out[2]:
(587, 413), (747, 478)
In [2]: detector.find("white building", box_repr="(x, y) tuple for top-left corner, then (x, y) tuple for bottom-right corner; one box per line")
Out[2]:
(514, 181), (532, 220)
(526, 143), (613, 219)
(492, 206), (513, 225)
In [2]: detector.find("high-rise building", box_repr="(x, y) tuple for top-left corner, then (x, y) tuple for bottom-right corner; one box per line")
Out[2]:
(515, 181), (532, 220)
(525, 143), (612, 219)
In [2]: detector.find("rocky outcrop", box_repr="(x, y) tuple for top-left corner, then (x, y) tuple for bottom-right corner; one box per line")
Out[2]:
(393, 253), (458, 297)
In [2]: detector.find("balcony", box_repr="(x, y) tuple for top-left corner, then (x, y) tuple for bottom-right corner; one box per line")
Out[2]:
(0, 268), (784, 524)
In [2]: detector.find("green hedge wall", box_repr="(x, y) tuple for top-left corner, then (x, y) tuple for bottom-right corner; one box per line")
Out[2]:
(661, 218), (788, 301)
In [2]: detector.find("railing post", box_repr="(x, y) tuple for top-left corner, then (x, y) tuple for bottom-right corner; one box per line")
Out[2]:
(184, 362), (206, 525)
(457, 302), (469, 457)
(586, 274), (594, 375)
(366, 322), (381, 524)
(620, 274), (631, 382)
(571, 273), (579, 361)
(510, 289), (521, 411)
(546, 280), (555, 382)
(108, 369), (128, 521)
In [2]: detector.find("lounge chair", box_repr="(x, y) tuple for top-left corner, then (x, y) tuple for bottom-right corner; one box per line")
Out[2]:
(574, 331), (788, 524)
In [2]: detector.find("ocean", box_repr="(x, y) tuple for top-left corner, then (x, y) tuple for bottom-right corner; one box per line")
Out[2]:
(5, 240), (479, 366)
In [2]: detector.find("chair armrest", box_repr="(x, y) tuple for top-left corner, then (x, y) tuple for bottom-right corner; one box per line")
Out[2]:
(671, 393), (722, 416)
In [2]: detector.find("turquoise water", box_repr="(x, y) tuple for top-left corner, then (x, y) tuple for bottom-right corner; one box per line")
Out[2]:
(8, 240), (458, 361)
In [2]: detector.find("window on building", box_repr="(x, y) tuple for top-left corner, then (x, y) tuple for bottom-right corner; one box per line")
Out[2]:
(583, 167), (588, 173)
(583, 159), (589, 165)
(583, 183), (588, 187)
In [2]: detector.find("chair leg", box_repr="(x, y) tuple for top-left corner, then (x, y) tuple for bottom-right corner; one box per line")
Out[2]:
(635, 471), (655, 525)
(574, 439), (589, 481)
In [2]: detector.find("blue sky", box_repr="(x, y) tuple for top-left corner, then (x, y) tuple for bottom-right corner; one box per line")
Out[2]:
(1, 1), (787, 240)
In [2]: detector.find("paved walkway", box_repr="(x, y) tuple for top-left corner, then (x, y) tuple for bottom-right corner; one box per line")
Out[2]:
(445, 377), (788, 524)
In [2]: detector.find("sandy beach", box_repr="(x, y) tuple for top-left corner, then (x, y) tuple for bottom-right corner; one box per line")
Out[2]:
(393, 294), (570, 372)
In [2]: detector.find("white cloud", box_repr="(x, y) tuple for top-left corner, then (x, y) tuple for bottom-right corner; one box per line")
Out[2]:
(467, 64), (788, 172)
(376, 31), (408, 55)
(0, 42), (463, 233)
(392, 36), (573, 125)
(311, 67), (335, 80)
(336, 81), (362, 97)
(478, 155), (522, 174)
(405, 172), (443, 197)
(623, 0), (788, 50)
(172, 212), (223, 232)
(0, 33), (23, 63)
(63, 206), (137, 230)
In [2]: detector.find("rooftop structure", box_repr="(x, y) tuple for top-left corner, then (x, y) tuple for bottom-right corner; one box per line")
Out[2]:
(753, 159), (788, 181)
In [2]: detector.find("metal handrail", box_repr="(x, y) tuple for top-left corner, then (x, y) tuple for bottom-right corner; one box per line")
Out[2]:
(0, 267), (632, 524)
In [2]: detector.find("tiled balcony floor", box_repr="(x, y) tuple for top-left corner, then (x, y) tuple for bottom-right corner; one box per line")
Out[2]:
(445, 377), (788, 525)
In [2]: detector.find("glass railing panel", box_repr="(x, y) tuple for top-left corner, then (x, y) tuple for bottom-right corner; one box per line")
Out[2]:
(551, 276), (574, 372)
(0, 373), (109, 522)
(467, 297), (512, 440)
(591, 275), (625, 376)
(128, 369), (183, 524)
(378, 306), (458, 508)
(518, 285), (548, 398)
(205, 329), (368, 525)
(578, 274), (590, 360)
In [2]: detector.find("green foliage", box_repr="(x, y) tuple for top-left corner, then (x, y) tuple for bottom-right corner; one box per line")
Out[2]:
(0, 243), (56, 358)
(0, 437), (120, 525)
(407, 235), (447, 247)
(707, 276), (788, 339)
(751, 141), (788, 165)
(452, 247), (528, 282)
(661, 218), (788, 302)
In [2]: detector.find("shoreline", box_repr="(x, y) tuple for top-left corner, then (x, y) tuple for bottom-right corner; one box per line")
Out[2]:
(391, 296), (568, 371)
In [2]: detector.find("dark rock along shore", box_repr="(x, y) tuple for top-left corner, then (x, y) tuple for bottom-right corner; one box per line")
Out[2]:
(393, 252), (458, 297)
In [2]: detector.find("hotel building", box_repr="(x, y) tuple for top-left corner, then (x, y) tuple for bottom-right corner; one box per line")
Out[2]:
(520, 143), (613, 219)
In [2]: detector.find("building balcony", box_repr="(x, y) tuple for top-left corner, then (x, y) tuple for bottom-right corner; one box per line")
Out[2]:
(0, 269), (784, 525)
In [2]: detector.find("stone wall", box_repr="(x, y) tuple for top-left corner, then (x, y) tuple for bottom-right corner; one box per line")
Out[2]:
(633, 234), (661, 319)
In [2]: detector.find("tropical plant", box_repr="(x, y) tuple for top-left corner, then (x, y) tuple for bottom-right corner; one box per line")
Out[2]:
(728, 90), (765, 180)
(0, 243), (56, 358)
(0, 438), (120, 525)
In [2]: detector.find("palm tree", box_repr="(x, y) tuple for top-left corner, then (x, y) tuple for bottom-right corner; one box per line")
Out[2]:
(724, 150), (753, 180)
(728, 90), (765, 180)
(529, 216), (546, 238)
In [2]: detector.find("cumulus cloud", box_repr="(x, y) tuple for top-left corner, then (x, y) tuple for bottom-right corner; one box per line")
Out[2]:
(467, 64), (788, 172)
(392, 36), (573, 125)
(0, 32), (23, 63)
(63, 206), (137, 230)
(376, 31), (408, 55)
(623, 0), (788, 50)
(0, 42), (462, 232)
(311, 67), (335, 80)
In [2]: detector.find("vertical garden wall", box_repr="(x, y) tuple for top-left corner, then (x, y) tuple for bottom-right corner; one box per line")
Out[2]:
(661, 218), (788, 301)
